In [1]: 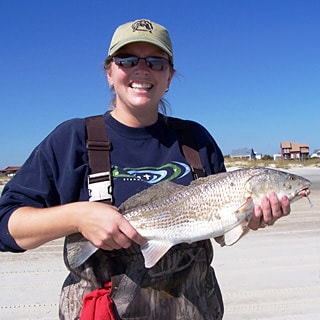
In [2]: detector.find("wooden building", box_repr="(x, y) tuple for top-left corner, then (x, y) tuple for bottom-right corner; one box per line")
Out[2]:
(280, 142), (309, 160)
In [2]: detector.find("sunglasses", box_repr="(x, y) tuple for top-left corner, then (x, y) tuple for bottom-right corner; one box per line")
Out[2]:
(113, 55), (172, 71)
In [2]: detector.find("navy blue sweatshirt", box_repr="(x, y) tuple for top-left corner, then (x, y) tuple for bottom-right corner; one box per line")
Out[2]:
(0, 112), (225, 252)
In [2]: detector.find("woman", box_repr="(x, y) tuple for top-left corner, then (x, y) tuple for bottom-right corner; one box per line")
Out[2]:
(0, 19), (290, 319)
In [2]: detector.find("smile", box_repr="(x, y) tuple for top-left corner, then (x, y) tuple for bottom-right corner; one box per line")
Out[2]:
(130, 82), (153, 90)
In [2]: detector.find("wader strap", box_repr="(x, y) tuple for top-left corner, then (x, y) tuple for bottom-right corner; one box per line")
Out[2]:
(168, 119), (206, 179)
(85, 116), (113, 204)
(85, 115), (206, 205)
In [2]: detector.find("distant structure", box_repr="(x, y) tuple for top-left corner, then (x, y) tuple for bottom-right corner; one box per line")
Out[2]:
(310, 149), (320, 158)
(0, 166), (21, 177)
(230, 148), (256, 160)
(254, 152), (262, 160)
(273, 154), (282, 161)
(280, 142), (309, 160)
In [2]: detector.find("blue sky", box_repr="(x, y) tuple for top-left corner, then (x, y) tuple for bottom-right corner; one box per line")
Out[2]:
(1, 0), (319, 168)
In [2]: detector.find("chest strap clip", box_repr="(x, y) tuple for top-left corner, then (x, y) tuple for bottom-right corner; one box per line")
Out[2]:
(88, 171), (113, 203)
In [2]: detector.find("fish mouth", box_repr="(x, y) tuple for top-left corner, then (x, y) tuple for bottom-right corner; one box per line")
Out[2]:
(291, 185), (311, 202)
(298, 187), (311, 198)
(297, 185), (314, 207)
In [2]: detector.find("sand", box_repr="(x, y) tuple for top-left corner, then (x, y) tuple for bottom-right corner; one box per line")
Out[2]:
(0, 167), (319, 319)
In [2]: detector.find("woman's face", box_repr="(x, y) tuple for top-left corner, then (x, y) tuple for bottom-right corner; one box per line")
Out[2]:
(107, 42), (174, 114)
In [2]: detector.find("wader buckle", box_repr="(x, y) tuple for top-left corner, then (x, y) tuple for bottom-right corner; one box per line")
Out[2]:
(88, 171), (113, 203)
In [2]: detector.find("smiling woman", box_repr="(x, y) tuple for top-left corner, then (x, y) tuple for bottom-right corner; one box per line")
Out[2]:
(105, 39), (175, 127)
(0, 18), (291, 320)
(103, 19), (175, 127)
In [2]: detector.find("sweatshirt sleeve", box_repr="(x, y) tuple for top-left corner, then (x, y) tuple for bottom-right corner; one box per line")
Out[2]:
(0, 118), (89, 252)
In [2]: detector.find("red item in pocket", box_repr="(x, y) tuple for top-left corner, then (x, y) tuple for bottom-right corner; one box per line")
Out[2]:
(80, 282), (116, 320)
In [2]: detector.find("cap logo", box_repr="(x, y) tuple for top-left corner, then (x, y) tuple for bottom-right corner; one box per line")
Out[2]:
(131, 20), (153, 33)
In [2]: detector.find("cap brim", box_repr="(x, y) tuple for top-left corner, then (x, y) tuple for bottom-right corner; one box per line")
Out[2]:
(109, 38), (173, 61)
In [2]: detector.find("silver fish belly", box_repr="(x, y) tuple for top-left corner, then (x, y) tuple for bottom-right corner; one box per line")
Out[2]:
(65, 167), (311, 269)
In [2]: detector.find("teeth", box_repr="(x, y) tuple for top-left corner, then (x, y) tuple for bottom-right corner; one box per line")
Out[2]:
(131, 82), (152, 89)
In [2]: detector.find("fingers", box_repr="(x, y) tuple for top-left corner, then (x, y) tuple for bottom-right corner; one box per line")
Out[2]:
(118, 218), (147, 246)
(248, 205), (262, 230)
(262, 192), (280, 225)
(248, 192), (291, 231)
(280, 195), (291, 216)
(99, 216), (147, 251)
(78, 202), (146, 251)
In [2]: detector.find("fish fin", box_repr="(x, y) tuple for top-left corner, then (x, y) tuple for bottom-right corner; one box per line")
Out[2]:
(119, 180), (185, 212)
(217, 222), (250, 247)
(65, 233), (98, 269)
(189, 171), (229, 186)
(141, 240), (174, 268)
(217, 197), (253, 246)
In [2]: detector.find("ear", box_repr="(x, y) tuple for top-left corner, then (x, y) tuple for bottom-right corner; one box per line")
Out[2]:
(167, 70), (175, 88)
(106, 68), (114, 87)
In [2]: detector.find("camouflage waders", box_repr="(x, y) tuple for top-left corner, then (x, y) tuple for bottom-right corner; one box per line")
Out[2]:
(59, 240), (224, 319)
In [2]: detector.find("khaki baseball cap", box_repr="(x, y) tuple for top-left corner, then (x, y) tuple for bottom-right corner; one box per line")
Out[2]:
(108, 19), (173, 63)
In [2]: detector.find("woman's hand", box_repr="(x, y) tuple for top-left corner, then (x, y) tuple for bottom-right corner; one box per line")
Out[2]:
(75, 202), (147, 251)
(248, 192), (291, 230)
(9, 201), (146, 251)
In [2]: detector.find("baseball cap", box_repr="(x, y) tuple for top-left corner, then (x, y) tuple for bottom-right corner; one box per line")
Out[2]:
(108, 19), (173, 63)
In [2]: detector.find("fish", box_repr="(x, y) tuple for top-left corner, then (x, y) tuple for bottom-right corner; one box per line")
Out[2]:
(65, 167), (311, 269)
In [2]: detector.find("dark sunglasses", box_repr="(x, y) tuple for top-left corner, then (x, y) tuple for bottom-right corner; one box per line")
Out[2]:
(113, 55), (172, 71)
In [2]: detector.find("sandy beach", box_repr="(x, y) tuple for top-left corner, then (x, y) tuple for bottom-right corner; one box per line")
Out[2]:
(214, 167), (320, 319)
(0, 167), (319, 319)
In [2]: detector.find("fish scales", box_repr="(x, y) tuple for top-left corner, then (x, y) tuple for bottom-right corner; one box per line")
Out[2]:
(65, 167), (311, 269)
(125, 170), (249, 220)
